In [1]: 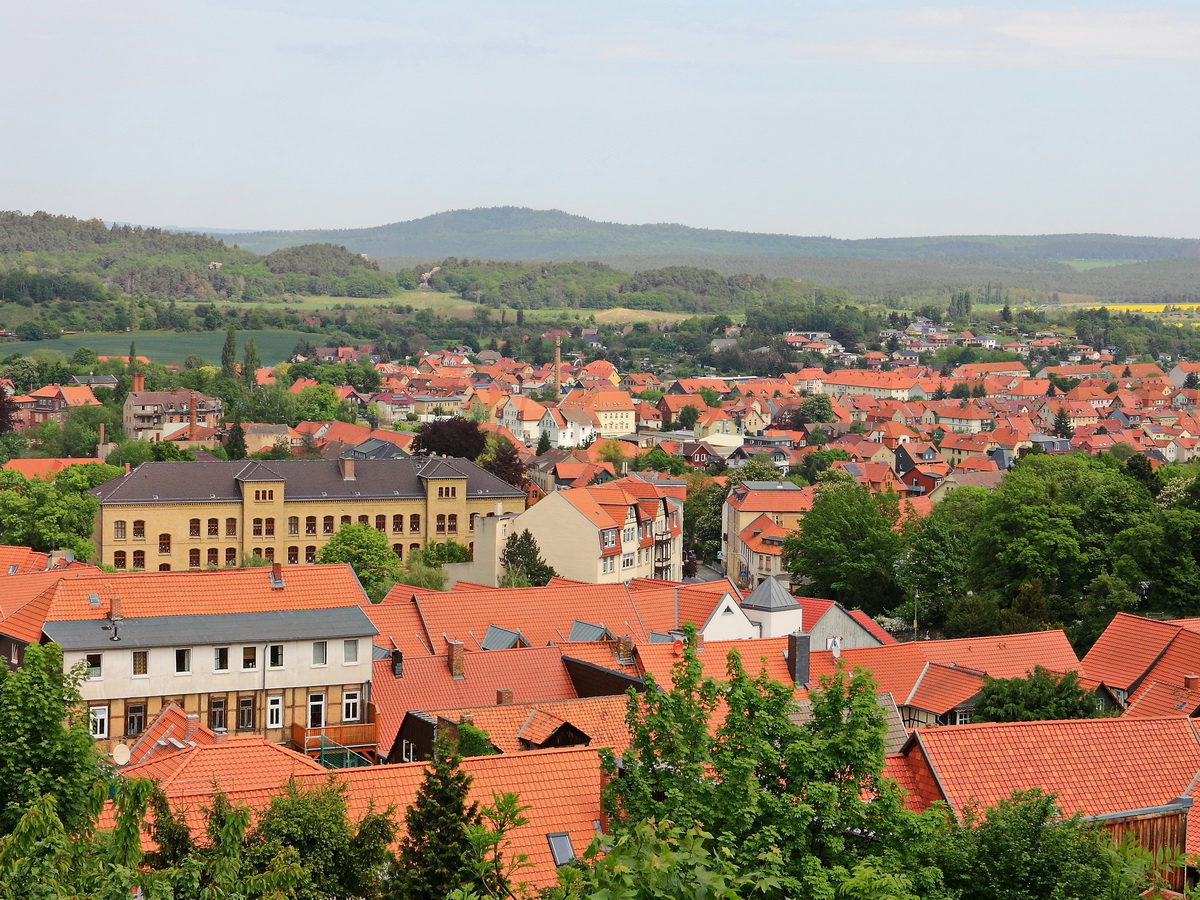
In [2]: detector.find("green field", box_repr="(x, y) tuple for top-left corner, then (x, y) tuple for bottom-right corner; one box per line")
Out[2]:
(1057, 259), (1140, 271)
(0, 330), (314, 366)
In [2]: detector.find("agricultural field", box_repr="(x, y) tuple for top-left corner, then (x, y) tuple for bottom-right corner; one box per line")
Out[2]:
(1057, 259), (1141, 271)
(1086, 303), (1200, 313)
(0, 330), (314, 366)
(222, 290), (467, 313)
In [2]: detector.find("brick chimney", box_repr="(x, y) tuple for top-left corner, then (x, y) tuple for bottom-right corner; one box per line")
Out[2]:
(189, 390), (198, 430)
(787, 631), (810, 686)
(132, 372), (145, 392)
(615, 635), (634, 663)
(496, 688), (513, 706)
(270, 561), (283, 588)
(183, 714), (200, 741)
(1186, 674), (1199, 691)
(98, 422), (105, 446)
(339, 456), (355, 480)
(448, 640), (465, 679)
(390, 649), (404, 678)
(110, 597), (122, 619)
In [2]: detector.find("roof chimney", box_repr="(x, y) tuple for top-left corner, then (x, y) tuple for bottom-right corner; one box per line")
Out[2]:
(183, 714), (200, 741)
(189, 390), (198, 430)
(448, 640), (465, 679)
(1186, 674), (1199, 692)
(340, 456), (355, 480)
(615, 635), (634, 664)
(132, 372), (145, 393)
(787, 631), (810, 686)
(390, 649), (404, 678)
(110, 597), (122, 619)
(496, 688), (513, 706)
(270, 562), (284, 588)
(98, 422), (105, 446)
(124, 463), (131, 473)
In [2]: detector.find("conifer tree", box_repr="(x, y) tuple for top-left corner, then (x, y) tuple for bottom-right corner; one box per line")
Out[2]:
(391, 741), (480, 900)
(242, 338), (261, 388)
(226, 420), (247, 460)
(536, 430), (552, 455)
(499, 529), (557, 587)
(221, 326), (238, 379)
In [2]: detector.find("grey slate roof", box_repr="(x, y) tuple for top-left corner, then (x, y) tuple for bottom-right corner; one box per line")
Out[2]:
(567, 620), (614, 642)
(480, 624), (525, 651)
(740, 578), (800, 612)
(42, 607), (377, 652)
(91, 458), (525, 505)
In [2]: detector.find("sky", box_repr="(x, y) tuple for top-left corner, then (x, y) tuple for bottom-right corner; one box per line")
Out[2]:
(2, 0), (1198, 239)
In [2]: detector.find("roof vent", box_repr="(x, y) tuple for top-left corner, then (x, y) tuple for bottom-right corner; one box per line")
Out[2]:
(87, 593), (101, 606)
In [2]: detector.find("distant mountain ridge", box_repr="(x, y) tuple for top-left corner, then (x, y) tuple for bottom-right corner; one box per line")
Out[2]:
(218, 206), (1200, 261)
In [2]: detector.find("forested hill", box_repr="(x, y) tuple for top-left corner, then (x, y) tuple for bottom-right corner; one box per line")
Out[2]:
(0, 210), (405, 300)
(221, 206), (1200, 261)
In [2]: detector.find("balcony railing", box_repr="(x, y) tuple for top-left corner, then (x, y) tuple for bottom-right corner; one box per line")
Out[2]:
(290, 720), (377, 753)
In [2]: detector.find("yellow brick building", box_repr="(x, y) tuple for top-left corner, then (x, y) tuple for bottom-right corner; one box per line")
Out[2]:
(91, 457), (526, 571)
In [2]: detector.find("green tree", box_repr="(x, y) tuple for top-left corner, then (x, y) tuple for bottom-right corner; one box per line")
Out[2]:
(242, 338), (261, 388)
(1052, 406), (1074, 439)
(478, 436), (528, 488)
(783, 481), (905, 613)
(226, 420), (248, 460)
(392, 740), (481, 900)
(413, 417), (487, 460)
(0, 643), (100, 836)
(972, 666), (1101, 723)
(0, 468), (109, 560)
(499, 529), (558, 587)
(419, 540), (472, 567)
(797, 394), (834, 424)
(793, 448), (849, 484)
(221, 326), (238, 380)
(297, 384), (343, 423)
(675, 403), (701, 430)
(726, 452), (780, 484)
(698, 387), (721, 409)
(535, 430), (552, 455)
(316, 523), (401, 601)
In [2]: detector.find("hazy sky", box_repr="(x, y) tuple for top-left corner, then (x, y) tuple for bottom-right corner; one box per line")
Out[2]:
(3, 1), (1198, 238)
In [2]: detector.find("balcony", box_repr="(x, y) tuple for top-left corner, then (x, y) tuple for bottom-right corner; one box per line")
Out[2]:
(290, 719), (377, 757)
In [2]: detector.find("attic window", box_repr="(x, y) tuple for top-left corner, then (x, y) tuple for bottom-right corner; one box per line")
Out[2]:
(547, 832), (575, 866)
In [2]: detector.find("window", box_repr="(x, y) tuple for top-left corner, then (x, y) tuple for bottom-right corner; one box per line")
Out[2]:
(308, 693), (325, 728)
(269, 644), (284, 668)
(264, 547), (274, 562)
(392, 514), (403, 533)
(132, 520), (145, 539)
(85, 653), (102, 680)
(189, 549), (200, 569)
(410, 514), (420, 532)
(252, 548), (262, 559)
(954, 708), (973, 726)
(225, 547), (236, 566)
(447, 514), (458, 533)
(623, 526), (635, 543)
(114, 520), (126, 540)
(264, 518), (275, 537)
(375, 514), (386, 532)
(342, 515), (352, 526)
(125, 703), (146, 737)
(305, 545), (316, 563)
(175, 648), (191, 674)
(602, 530), (616, 548)
(253, 518), (263, 537)
(159, 563), (171, 571)
(288, 516), (299, 535)
(357, 514), (368, 526)
(323, 515), (334, 534)
(207, 547), (219, 566)
(547, 833), (576, 867)
(287, 545), (299, 564)
(189, 518), (200, 537)
(132, 650), (148, 677)
(267, 695), (283, 729)
(225, 518), (237, 537)
(306, 515), (317, 535)
(237, 697), (255, 730)
(208, 517), (219, 537)
(89, 706), (109, 739)
(410, 543), (420, 556)
(393, 543), (403, 558)
(113, 551), (127, 569)
(242, 646), (257, 670)
(436, 514), (446, 533)
(312, 641), (327, 666)
(469, 513), (478, 531)
(622, 553), (635, 569)
(132, 550), (145, 569)
(399, 739), (415, 762)
(343, 639), (358, 665)
(343, 690), (360, 722)
(214, 647), (229, 671)
(210, 698), (226, 730)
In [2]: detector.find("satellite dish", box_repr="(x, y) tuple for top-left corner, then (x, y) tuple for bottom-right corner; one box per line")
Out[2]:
(672, 639), (684, 657)
(112, 743), (131, 765)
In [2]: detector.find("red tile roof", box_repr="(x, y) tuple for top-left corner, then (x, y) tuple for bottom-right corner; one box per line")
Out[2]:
(1123, 682), (1200, 719)
(904, 662), (984, 715)
(120, 734), (326, 791)
(1081, 612), (1181, 691)
(914, 630), (1078, 680)
(848, 609), (898, 645)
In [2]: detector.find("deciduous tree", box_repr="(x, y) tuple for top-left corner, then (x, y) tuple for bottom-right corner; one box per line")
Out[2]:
(316, 523), (401, 601)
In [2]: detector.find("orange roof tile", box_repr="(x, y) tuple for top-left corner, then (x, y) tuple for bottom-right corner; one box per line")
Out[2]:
(120, 734), (326, 790)
(2, 457), (106, 479)
(1123, 681), (1200, 719)
(1081, 612), (1181, 691)
(914, 630), (1079, 680)
(904, 662), (985, 715)
(420, 695), (632, 755)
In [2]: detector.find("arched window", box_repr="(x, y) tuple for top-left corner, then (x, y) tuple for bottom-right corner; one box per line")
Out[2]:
(189, 549), (200, 568)
(207, 548), (219, 566)
(392, 514), (403, 533)
(159, 564), (171, 572)
(410, 514), (420, 532)
(113, 551), (127, 569)
(393, 544), (403, 559)
(469, 513), (478, 531)
(323, 516), (334, 534)
(305, 545), (317, 563)
(225, 518), (237, 537)
(447, 514), (457, 533)
(132, 520), (145, 539)
(358, 514), (369, 526)
(306, 516), (317, 535)
(114, 520), (126, 540)
(288, 516), (299, 535)
(252, 548), (262, 558)
(287, 546), (299, 564)
(264, 547), (274, 561)
(189, 518), (200, 538)
(132, 550), (145, 569)
(208, 518), (219, 537)
(436, 515), (446, 533)
(410, 543), (420, 555)
(375, 515), (386, 532)
(264, 518), (275, 537)
(253, 518), (263, 537)
(158, 533), (171, 554)
(341, 515), (351, 526)
(225, 547), (236, 566)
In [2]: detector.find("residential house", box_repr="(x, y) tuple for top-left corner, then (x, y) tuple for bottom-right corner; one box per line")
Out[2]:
(122, 375), (222, 442)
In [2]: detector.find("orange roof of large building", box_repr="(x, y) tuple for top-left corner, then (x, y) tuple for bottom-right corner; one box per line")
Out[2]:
(120, 734), (326, 791)
(417, 694), (631, 755)
(2, 457), (106, 478)
(1081, 612), (1182, 691)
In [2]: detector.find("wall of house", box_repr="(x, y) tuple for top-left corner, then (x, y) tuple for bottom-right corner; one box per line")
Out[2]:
(743, 604), (804, 639)
(697, 596), (758, 641)
(807, 607), (885, 653)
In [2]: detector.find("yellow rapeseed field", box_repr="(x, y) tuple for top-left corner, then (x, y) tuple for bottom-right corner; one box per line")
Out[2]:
(1088, 303), (1200, 313)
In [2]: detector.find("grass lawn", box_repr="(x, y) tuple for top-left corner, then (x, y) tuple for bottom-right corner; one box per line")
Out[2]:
(0, 330), (315, 366)
(1057, 259), (1140, 271)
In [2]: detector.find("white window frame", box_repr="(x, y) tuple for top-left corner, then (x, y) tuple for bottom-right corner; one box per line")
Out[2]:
(312, 641), (328, 667)
(85, 653), (102, 681)
(602, 530), (616, 548)
(622, 553), (635, 569)
(89, 705), (109, 739)
(268, 644), (284, 669)
(267, 695), (283, 729)
(241, 645), (257, 671)
(214, 646), (229, 672)
(954, 708), (973, 726)
(343, 690), (361, 722)
(343, 639), (358, 665)
(175, 648), (191, 675)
